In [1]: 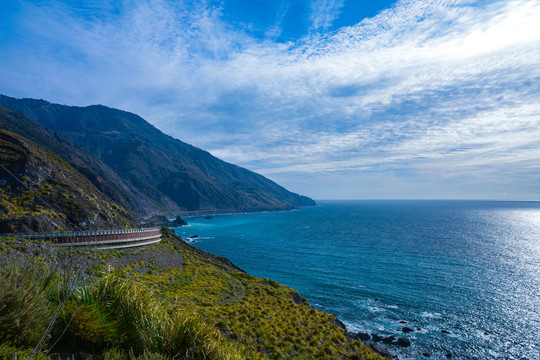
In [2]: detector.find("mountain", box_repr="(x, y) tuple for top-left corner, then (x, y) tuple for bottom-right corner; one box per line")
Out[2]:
(0, 95), (315, 216)
(0, 128), (136, 232)
(0, 105), (145, 216)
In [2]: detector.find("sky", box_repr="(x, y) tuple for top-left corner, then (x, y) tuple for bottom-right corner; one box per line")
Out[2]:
(0, 0), (539, 200)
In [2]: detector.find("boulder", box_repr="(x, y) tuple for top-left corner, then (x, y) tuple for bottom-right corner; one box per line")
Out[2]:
(422, 352), (431, 357)
(356, 332), (371, 341)
(441, 330), (451, 334)
(396, 337), (411, 347)
(205, 215), (213, 219)
(371, 333), (383, 342)
(382, 335), (395, 344)
(402, 327), (414, 333)
(170, 215), (188, 226)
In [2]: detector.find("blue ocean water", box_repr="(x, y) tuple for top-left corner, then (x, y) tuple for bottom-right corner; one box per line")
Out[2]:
(173, 201), (540, 359)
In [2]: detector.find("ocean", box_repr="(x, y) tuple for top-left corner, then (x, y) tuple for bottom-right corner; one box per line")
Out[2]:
(173, 200), (540, 359)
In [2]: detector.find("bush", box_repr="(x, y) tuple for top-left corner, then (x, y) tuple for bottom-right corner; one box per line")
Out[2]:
(0, 264), (54, 347)
(57, 301), (118, 350)
(0, 343), (36, 360)
(56, 273), (244, 360)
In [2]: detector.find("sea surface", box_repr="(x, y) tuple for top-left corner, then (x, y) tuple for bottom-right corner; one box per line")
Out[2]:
(173, 200), (540, 359)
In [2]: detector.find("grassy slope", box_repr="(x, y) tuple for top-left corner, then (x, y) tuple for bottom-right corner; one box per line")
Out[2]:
(85, 228), (385, 360)
(0, 228), (387, 360)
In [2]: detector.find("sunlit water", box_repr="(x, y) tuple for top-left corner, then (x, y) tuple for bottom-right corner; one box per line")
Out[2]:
(173, 201), (540, 359)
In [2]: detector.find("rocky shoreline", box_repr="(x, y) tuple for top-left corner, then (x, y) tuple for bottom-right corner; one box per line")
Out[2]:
(349, 321), (456, 359)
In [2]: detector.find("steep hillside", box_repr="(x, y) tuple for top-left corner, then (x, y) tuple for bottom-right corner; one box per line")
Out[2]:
(0, 129), (136, 232)
(0, 95), (315, 215)
(0, 228), (386, 360)
(0, 105), (145, 216)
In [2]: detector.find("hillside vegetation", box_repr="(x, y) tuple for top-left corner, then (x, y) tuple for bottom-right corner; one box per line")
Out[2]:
(0, 105), (143, 216)
(0, 229), (386, 360)
(0, 129), (135, 232)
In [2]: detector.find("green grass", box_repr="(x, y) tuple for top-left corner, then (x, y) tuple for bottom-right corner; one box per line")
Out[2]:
(0, 263), (55, 348)
(0, 228), (386, 360)
(123, 228), (386, 360)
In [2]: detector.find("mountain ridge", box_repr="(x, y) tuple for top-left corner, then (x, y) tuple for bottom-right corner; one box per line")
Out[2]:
(0, 95), (315, 217)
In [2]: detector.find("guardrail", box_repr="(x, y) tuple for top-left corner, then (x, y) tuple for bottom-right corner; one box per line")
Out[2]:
(1, 227), (162, 249)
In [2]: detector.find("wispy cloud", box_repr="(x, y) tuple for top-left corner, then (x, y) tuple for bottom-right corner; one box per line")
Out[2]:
(309, 0), (345, 31)
(1, 0), (539, 199)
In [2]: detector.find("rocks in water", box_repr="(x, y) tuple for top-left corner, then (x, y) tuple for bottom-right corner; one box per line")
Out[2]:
(402, 326), (414, 333)
(396, 337), (411, 347)
(355, 332), (371, 341)
(170, 215), (188, 226)
(445, 353), (453, 358)
(399, 320), (407, 324)
(205, 215), (213, 219)
(441, 330), (451, 334)
(382, 335), (395, 344)
(368, 344), (393, 359)
(331, 316), (347, 330)
(371, 333), (383, 342)
(422, 352), (431, 357)
(374, 298), (379, 302)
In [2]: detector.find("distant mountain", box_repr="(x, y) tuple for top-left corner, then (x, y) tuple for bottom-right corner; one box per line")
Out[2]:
(0, 95), (315, 216)
(0, 128), (136, 232)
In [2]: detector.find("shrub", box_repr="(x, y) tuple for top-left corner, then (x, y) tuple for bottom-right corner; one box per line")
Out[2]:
(0, 343), (36, 360)
(57, 301), (118, 350)
(58, 273), (244, 360)
(103, 348), (127, 360)
(0, 264), (54, 347)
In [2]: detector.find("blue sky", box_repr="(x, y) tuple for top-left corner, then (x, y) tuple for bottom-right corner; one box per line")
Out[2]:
(1, 0), (539, 200)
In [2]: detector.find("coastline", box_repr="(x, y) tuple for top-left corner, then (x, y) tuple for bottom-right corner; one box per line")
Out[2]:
(0, 226), (388, 359)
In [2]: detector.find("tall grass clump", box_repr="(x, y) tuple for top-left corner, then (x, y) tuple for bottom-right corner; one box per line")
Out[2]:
(0, 263), (54, 347)
(60, 272), (244, 360)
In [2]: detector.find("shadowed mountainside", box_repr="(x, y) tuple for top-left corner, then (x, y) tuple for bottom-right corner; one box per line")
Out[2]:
(0, 129), (136, 232)
(0, 105), (145, 216)
(0, 95), (315, 216)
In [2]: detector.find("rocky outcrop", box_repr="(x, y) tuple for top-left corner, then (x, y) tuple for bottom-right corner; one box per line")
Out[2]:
(170, 216), (188, 226)
(396, 338), (411, 347)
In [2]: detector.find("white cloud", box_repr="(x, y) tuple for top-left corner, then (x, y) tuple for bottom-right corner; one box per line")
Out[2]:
(309, 0), (345, 31)
(1, 0), (539, 199)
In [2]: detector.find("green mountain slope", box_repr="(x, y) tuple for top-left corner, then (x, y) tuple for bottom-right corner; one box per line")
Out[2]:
(0, 95), (315, 215)
(0, 129), (136, 232)
(0, 105), (145, 216)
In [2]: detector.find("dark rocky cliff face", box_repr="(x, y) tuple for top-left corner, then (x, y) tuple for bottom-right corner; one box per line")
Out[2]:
(0, 95), (315, 216)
